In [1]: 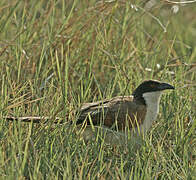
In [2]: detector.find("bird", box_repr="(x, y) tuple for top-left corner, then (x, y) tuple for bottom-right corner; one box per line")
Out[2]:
(5, 80), (174, 146)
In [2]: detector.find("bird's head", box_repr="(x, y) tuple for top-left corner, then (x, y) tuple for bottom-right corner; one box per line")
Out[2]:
(133, 80), (175, 104)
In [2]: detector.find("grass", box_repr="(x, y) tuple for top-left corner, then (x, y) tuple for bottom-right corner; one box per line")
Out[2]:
(0, 0), (196, 179)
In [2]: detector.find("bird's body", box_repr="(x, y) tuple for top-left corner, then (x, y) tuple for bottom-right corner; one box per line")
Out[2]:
(77, 95), (146, 132)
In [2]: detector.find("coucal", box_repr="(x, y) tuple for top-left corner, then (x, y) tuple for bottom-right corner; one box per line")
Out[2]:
(5, 80), (174, 145)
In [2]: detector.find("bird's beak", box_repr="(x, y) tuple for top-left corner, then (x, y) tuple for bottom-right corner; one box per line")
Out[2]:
(159, 82), (175, 91)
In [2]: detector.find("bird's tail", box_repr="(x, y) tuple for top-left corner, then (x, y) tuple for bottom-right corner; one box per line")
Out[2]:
(4, 116), (64, 124)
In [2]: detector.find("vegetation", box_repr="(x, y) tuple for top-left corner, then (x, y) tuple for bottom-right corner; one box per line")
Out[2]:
(0, 0), (195, 179)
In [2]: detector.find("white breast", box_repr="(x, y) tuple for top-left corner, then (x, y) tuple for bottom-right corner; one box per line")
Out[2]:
(139, 91), (162, 134)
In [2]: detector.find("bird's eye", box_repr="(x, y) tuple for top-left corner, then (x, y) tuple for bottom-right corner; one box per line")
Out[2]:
(150, 84), (156, 88)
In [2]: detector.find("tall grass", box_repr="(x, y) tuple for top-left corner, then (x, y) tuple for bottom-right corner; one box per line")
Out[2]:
(0, 0), (196, 179)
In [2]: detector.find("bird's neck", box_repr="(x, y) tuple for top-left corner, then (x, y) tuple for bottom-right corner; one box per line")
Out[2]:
(139, 91), (162, 134)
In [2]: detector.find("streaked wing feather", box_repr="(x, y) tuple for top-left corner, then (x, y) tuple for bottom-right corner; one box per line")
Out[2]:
(76, 96), (146, 130)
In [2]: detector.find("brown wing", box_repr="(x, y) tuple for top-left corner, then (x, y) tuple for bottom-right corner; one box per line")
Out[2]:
(76, 96), (146, 131)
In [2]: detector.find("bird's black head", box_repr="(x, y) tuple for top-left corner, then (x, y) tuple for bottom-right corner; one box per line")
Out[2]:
(133, 80), (174, 103)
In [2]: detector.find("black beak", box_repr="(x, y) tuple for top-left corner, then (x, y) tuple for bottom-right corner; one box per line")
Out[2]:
(159, 82), (175, 90)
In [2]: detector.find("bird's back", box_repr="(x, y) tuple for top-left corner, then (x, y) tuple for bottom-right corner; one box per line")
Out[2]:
(76, 96), (147, 131)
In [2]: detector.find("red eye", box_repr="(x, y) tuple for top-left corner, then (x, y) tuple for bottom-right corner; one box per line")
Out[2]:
(150, 84), (156, 88)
